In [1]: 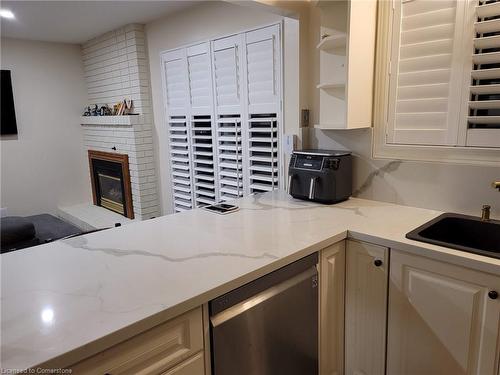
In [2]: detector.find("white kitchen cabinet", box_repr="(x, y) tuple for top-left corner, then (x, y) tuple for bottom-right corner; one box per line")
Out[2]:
(345, 240), (389, 375)
(319, 241), (345, 375)
(69, 307), (205, 375)
(387, 250), (500, 375)
(315, 0), (377, 129)
(161, 352), (204, 375)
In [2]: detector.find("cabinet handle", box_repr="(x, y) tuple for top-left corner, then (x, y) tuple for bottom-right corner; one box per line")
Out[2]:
(488, 290), (498, 300)
(374, 259), (383, 267)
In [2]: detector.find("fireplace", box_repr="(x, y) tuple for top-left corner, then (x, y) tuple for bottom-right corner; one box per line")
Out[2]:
(88, 151), (134, 219)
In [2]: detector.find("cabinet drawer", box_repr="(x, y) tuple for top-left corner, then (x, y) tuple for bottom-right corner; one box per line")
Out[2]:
(70, 307), (203, 375)
(161, 352), (204, 375)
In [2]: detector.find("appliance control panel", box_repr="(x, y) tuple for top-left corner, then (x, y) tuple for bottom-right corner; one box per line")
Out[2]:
(294, 154), (323, 170)
(292, 154), (341, 171)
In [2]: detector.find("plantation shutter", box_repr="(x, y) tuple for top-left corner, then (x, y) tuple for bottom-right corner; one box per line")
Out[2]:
(161, 49), (193, 213)
(187, 43), (218, 207)
(212, 35), (244, 115)
(161, 24), (283, 213)
(215, 116), (244, 201)
(212, 34), (245, 201)
(387, 0), (467, 145)
(244, 25), (281, 194)
(467, 0), (500, 147)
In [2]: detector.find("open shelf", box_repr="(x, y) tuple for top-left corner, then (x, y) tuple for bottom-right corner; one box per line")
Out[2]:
(317, 82), (345, 90)
(80, 115), (144, 126)
(316, 33), (347, 50)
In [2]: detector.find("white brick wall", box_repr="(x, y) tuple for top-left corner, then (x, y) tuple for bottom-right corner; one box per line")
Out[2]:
(81, 24), (159, 220)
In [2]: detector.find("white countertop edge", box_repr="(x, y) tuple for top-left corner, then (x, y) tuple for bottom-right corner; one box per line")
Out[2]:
(348, 231), (500, 275)
(37, 231), (348, 369)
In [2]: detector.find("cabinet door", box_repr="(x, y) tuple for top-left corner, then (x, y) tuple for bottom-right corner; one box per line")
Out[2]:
(70, 308), (204, 374)
(162, 352), (204, 375)
(387, 250), (500, 375)
(345, 240), (388, 375)
(320, 241), (345, 375)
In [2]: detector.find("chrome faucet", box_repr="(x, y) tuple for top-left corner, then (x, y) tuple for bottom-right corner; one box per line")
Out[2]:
(481, 205), (491, 221)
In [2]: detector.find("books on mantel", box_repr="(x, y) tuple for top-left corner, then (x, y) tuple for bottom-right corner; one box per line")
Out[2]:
(113, 98), (134, 115)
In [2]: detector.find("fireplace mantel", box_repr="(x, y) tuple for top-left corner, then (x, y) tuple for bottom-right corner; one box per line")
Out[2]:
(80, 115), (146, 127)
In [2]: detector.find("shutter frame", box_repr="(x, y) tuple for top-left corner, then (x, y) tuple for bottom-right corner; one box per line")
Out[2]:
(466, 0), (500, 147)
(244, 25), (282, 194)
(387, 0), (467, 146)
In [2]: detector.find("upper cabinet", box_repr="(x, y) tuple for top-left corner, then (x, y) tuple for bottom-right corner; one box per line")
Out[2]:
(375, 0), (500, 164)
(315, 0), (377, 130)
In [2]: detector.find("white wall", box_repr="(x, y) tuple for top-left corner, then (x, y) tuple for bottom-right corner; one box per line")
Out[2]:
(146, 1), (292, 214)
(0, 38), (91, 216)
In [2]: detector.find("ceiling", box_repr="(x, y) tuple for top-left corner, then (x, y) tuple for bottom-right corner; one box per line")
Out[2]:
(0, 1), (200, 44)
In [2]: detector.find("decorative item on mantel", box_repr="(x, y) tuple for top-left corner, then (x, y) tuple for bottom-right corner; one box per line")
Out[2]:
(82, 98), (136, 117)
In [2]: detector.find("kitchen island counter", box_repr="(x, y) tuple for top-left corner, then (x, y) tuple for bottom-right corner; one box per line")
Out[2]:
(2, 191), (499, 370)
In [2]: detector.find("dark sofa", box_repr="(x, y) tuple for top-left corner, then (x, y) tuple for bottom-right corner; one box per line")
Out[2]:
(1, 214), (82, 254)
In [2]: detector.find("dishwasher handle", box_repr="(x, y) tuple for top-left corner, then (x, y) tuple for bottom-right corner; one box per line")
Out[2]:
(211, 266), (317, 328)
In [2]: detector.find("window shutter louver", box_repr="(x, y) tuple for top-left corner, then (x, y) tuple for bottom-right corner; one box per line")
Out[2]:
(187, 43), (218, 207)
(244, 25), (281, 194)
(169, 116), (193, 212)
(247, 115), (279, 193)
(191, 115), (217, 206)
(245, 25), (280, 114)
(212, 35), (243, 115)
(216, 116), (244, 201)
(212, 35), (246, 201)
(467, 0), (500, 147)
(388, 0), (465, 145)
(164, 55), (188, 115)
(162, 50), (194, 212)
(187, 44), (213, 114)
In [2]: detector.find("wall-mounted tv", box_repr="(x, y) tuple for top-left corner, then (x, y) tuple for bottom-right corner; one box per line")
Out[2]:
(1, 70), (18, 135)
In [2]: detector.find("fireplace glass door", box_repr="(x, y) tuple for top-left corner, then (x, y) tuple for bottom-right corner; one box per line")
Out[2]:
(91, 159), (127, 216)
(97, 172), (124, 214)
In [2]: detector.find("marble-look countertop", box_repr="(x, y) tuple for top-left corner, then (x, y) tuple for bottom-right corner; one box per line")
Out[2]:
(2, 191), (499, 370)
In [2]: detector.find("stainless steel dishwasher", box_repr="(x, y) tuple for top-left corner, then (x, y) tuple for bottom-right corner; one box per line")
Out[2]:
(210, 253), (318, 375)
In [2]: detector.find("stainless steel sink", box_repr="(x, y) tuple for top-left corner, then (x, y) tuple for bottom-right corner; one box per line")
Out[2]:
(406, 213), (500, 259)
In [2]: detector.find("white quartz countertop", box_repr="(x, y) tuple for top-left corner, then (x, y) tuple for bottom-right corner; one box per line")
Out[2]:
(2, 191), (499, 370)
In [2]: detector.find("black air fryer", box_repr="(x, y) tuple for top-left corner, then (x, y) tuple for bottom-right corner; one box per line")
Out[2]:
(288, 150), (352, 204)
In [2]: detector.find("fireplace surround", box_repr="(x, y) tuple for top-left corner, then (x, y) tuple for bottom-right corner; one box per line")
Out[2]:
(79, 24), (159, 221)
(88, 151), (134, 219)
